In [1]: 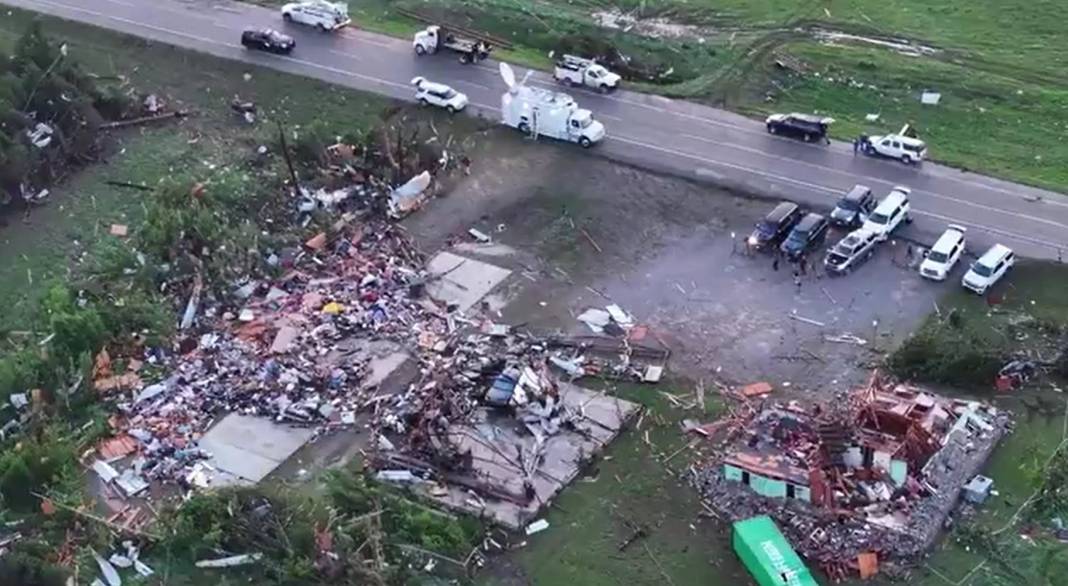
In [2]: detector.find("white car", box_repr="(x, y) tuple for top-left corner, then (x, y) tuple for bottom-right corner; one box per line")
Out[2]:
(861, 186), (912, 241)
(412, 77), (468, 113)
(863, 133), (927, 164)
(281, 1), (350, 32)
(919, 225), (967, 281)
(962, 244), (1015, 295)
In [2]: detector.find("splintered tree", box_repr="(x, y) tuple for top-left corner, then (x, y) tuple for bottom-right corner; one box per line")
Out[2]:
(0, 22), (129, 206)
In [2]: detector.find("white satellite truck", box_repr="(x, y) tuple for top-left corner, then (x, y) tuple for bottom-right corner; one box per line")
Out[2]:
(499, 62), (606, 148)
(552, 54), (621, 93)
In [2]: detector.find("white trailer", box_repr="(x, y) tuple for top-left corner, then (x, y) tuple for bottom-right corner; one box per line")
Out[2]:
(552, 54), (621, 92)
(499, 63), (606, 148)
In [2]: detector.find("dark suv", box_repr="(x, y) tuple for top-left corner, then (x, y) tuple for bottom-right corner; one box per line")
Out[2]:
(241, 28), (296, 54)
(764, 113), (834, 143)
(749, 201), (801, 250)
(780, 213), (829, 259)
(829, 184), (875, 227)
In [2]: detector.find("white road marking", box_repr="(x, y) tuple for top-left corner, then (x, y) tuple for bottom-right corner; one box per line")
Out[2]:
(327, 49), (362, 62)
(455, 80), (491, 91)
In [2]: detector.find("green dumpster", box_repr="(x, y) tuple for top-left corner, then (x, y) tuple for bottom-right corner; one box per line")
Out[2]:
(733, 516), (819, 586)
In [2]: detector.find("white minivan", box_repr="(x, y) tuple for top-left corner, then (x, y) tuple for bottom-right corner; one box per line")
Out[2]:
(962, 244), (1015, 295)
(861, 186), (912, 241)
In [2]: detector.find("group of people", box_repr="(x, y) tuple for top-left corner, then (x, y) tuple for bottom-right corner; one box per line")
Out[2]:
(852, 135), (872, 155)
(771, 249), (818, 292)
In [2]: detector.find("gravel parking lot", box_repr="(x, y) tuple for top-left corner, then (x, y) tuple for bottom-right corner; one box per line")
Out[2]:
(408, 131), (948, 394)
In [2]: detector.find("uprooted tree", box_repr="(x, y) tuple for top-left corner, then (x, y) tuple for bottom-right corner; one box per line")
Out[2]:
(0, 21), (132, 206)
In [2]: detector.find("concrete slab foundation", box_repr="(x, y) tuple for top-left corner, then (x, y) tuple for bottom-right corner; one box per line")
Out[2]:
(426, 251), (512, 312)
(424, 383), (639, 529)
(199, 414), (316, 486)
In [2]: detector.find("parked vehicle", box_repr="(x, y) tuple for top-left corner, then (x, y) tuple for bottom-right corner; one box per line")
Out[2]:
(412, 77), (468, 113)
(861, 125), (927, 164)
(861, 186), (912, 241)
(919, 224), (967, 281)
(823, 229), (880, 275)
(748, 201), (801, 250)
(281, 1), (350, 31)
(962, 244), (1015, 295)
(241, 28), (296, 54)
(829, 184), (875, 227)
(499, 63), (605, 148)
(552, 55), (620, 92)
(780, 213), (829, 259)
(765, 113), (834, 143)
(413, 25), (491, 64)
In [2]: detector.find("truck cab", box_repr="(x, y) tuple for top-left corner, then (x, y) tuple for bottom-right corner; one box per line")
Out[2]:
(565, 109), (606, 147)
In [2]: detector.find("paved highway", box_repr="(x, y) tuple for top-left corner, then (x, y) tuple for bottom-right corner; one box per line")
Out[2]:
(6, 0), (1068, 260)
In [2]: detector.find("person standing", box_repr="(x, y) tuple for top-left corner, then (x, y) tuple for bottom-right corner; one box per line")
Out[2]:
(772, 253), (780, 272)
(793, 270), (802, 293)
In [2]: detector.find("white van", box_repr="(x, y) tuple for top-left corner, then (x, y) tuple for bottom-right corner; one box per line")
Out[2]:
(962, 244), (1015, 295)
(861, 186), (912, 241)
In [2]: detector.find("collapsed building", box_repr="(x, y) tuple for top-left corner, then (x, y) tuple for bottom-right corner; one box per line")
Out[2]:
(692, 373), (1011, 581)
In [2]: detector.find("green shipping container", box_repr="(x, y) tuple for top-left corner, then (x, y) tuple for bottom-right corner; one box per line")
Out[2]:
(732, 516), (819, 586)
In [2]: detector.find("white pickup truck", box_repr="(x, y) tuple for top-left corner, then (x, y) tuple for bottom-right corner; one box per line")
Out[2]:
(281, 1), (350, 32)
(552, 55), (621, 93)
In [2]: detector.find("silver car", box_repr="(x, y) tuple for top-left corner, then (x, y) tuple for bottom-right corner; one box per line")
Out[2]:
(824, 229), (880, 275)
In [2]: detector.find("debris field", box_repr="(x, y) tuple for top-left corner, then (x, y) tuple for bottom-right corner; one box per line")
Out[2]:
(690, 371), (1012, 581)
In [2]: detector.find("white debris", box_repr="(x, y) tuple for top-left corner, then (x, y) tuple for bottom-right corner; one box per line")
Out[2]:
(525, 519), (550, 535)
(577, 308), (612, 333)
(195, 553), (264, 568)
(921, 91), (942, 105)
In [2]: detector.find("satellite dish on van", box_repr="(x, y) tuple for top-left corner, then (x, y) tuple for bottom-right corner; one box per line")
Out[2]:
(499, 62), (516, 89)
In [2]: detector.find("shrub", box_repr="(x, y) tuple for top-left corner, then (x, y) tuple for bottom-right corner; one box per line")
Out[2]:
(0, 428), (79, 511)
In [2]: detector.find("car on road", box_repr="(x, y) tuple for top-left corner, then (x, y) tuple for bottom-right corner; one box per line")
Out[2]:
(748, 201), (802, 250)
(412, 77), (468, 113)
(962, 244), (1015, 295)
(829, 184), (875, 228)
(861, 186), (912, 241)
(863, 132), (927, 164)
(823, 228), (880, 275)
(919, 224), (967, 281)
(765, 113), (834, 143)
(241, 28), (295, 54)
(780, 213), (829, 260)
(281, 1), (350, 31)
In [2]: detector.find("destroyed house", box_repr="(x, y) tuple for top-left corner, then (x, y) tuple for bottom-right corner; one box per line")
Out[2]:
(722, 377), (998, 508)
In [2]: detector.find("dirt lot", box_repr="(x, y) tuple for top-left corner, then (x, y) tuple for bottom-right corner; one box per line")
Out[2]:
(408, 129), (944, 394)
